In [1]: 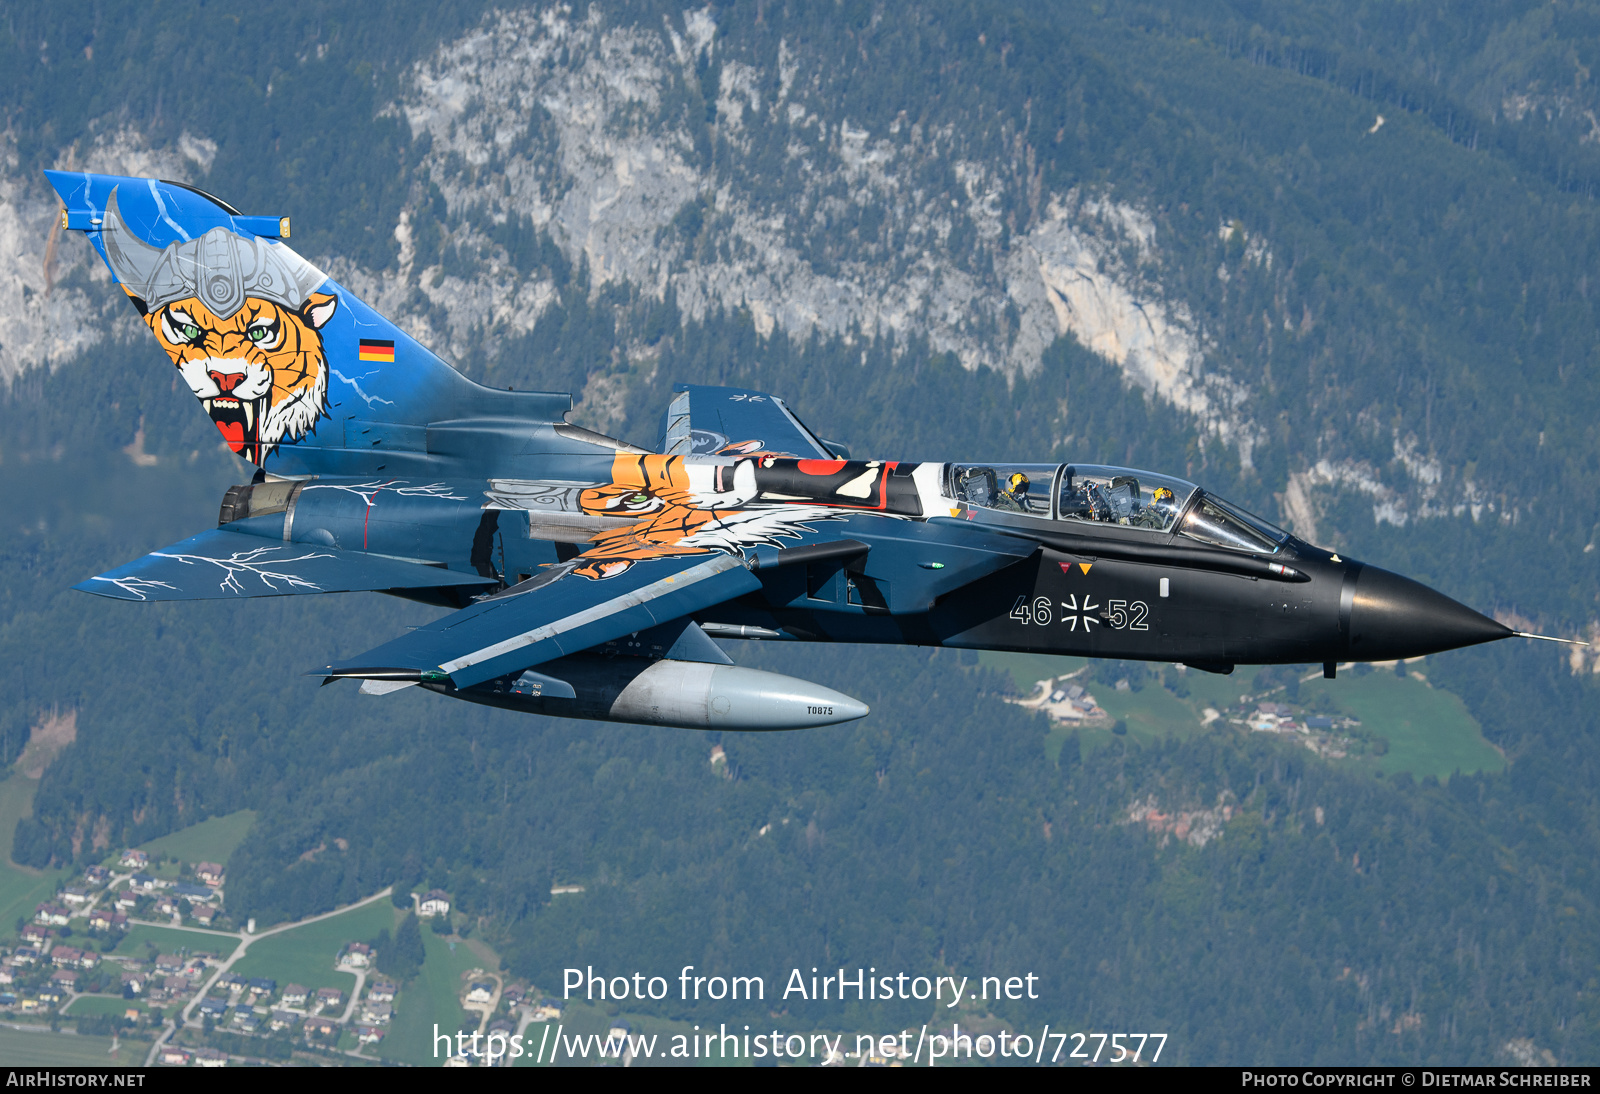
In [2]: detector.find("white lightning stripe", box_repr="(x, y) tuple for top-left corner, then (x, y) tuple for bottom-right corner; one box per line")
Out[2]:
(331, 368), (395, 407)
(150, 547), (335, 594)
(147, 178), (191, 242)
(438, 555), (745, 675)
(88, 575), (179, 601)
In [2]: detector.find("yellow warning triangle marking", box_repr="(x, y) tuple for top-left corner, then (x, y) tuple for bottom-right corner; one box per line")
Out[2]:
(1078, 562), (1092, 575)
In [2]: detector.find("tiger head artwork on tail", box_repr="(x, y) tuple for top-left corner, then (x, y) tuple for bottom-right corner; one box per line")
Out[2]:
(102, 189), (336, 464)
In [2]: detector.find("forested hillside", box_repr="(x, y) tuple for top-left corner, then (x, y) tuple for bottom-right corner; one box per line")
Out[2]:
(4, 0), (1600, 1065)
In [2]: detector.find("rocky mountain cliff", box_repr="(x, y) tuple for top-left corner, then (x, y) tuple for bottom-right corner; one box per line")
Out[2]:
(5, 1), (1600, 634)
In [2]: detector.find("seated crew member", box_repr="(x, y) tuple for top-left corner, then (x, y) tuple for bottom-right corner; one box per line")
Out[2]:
(1132, 486), (1178, 529)
(995, 471), (1032, 512)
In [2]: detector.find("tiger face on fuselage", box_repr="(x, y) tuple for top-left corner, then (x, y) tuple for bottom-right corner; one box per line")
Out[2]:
(137, 289), (338, 464)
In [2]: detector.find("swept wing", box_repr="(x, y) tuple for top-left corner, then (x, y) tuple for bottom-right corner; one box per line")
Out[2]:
(321, 550), (762, 690)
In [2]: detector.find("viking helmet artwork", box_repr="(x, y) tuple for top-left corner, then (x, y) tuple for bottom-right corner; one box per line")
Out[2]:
(101, 187), (327, 318)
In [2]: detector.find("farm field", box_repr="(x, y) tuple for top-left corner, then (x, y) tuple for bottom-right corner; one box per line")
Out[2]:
(228, 898), (398, 993)
(0, 1024), (145, 1065)
(137, 810), (257, 866)
(381, 927), (492, 1066)
(1299, 671), (1503, 778)
(63, 995), (141, 1018)
(979, 652), (1502, 780)
(110, 924), (230, 957)
(0, 775), (65, 936)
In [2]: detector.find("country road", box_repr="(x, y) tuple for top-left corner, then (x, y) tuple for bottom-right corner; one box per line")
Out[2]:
(144, 887), (394, 1066)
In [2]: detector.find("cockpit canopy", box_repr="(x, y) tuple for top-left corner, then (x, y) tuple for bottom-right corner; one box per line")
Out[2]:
(945, 462), (1289, 554)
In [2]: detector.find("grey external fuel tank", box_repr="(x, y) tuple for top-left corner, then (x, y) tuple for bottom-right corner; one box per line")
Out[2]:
(443, 655), (870, 731)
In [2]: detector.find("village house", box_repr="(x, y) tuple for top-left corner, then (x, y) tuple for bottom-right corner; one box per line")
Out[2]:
(162, 975), (187, 997)
(20, 925), (52, 947)
(33, 903), (70, 927)
(356, 1024), (385, 1044)
(174, 883), (214, 904)
(87, 908), (113, 931)
(49, 968), (78, 989)
(0, 966), (15, 987)
(192, 1047), (227, 1068)
(281, 984), (309, 1008)
(418, 889), (451, 917)
(246, 978), (276, 1000)
(529, 999), (562, 1021)
(159, 1047), (191, 1066)
(196, 996), (228, 1017)
(268, 1010), (298, 1032)
(153, 953), (185, 976)
(120, 971), (143, 994)
(119, 850), (148, 870)
(191, 905), (217, 927)
(466, 981), (494, 1004)
(128, 874), (159, 892)
(341, 943), (372, 968)
(84, 865), (109, 885)
(60, 885), (91, 906)
(303, 1016), (338, 1039)
(367, 981), (397, 1003)
(360, 1001), (393, 1025)
(113, 892), (139, 911)
(313, 986), (344, 1012)
(195, 863), (225, 886)
(11, 948), (39, 966)
(154, 896), (181, 918)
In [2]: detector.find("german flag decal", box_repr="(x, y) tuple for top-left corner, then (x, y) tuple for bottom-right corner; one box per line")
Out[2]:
(358, 339), (395, 363)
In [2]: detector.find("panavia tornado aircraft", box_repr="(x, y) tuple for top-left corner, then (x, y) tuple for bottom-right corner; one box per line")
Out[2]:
(48, 171), (1551, 731)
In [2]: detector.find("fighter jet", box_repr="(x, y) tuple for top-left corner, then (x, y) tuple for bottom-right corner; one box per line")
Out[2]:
(47, 172), (1555, 731)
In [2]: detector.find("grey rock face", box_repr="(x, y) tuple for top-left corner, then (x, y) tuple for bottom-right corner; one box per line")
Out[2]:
(389, 7), (1257, 455)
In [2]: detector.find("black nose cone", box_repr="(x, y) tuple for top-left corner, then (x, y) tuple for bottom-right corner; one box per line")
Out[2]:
(1344, 564), (1512, 661)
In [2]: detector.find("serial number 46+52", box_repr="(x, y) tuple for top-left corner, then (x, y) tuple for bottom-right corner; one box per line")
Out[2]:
(1009, 596), (1150, 630)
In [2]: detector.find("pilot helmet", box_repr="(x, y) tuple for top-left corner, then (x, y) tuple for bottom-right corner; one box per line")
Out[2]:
(1151, 486), (1176, 510)
(1007, 472), (1030, 494)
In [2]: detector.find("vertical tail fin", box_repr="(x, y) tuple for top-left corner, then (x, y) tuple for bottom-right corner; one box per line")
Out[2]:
(46, 171), (568, 472)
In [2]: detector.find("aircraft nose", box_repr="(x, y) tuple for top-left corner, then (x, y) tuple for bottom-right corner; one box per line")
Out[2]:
(1344, 564), (1511, 661)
